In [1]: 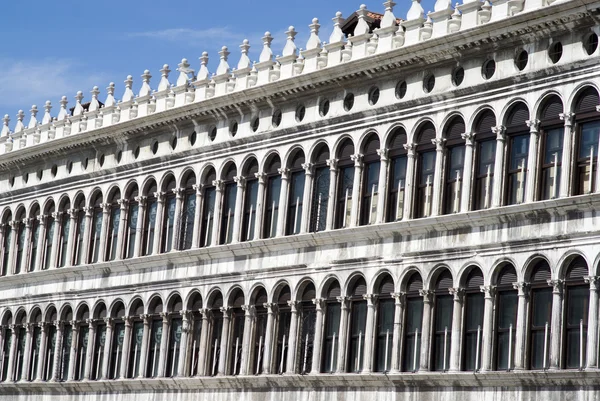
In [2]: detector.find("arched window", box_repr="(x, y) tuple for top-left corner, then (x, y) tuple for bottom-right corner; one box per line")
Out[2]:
(373, 275), (395, 372)
(504, 102), (530, 205)
(262, 155), (282, 239)
(359, 134), (381, 226)
(309, 144), (330, 233)
(297, 282), (316, 374)
(347, 277), (367, 373)
(414, 122), (436, 218)
(72, 196), (86, 266)
(73, 305), (90, 381)
(0, 212), (12, 276)
(59, 307), (73, 381)
(462, 268), (484, 371)
(386, 128), (408, 222)
(109, 302), (126, 379)
(166, 295), (183, 377)
(145, 298), (164, 378)
(528, 260), (552, 369)
(161, 178), (177, 253)
(127, 300), (144, 378)
(56, 199), (71, 268)
(538, 96), (564, 200)
(228, 290), (245, 375)
(241, 159), (259, 242)
(186, 293), (203, 376)
(141, 182), (157, 256)
(0, 312), (11, 381)
(43, 307), (58, 381)
(321, 280), (341, 373)
(28, 206), (40, 272)
(443, 117), (466, 214)
(472, 110), (497, 210)
(563, 256), (589, 369)
(13, 312), (27, 381)
(432, 269), (453, 371)
(252, 289), (268, 375)
(219, 163), (238, 245)
(14, 209), (26, 274)
(286, 151), (306, 235)
(105, 190), (121, 261)
(402, 273), (423, 372)
(494, 264), (518, 370)
(179, 173), (197, 250)
(28, 309), (42, 381)
(91, 303), (108, 380)
(207, 292), (224, 376)
(334, 139), (355, 229)
(274, 285), (291, 374)
(88, 192), (103, 263)
(573, 87), (600, 194)
(124, 186), (139, 259)
(200, 169), (217, 248)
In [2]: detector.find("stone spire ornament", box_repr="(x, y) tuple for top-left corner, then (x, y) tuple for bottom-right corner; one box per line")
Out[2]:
(329, 12), (345, 44)
(216, 46), (231, 76)
(193, 52), (211, 100)
(278, 27), (299, 79)
(72, 91), (84, 116)
(402, 0), (426, 45)
(349, 5), (374, 59)
(157, 64), (171, 92)
(237, 40), (252, 72)
(122, 76), (134, 103)
(198, 52), (210, 82)
(176, 58), (195, 87)
(259, 32), (274, 63)
(353, 5), (371, 37)
(174, 59), (195, 106)
(57, 96), (69, 120)
(302, 19), (323, 73)
(381, 1), (398, 29)
(104, 82), (116, 108)
(138, 70), (152, 97)
(89, 86), (100, 112)
(448, 3), (462, 33)
(28, 105), (38, 129)
(42, 101), (52, 125)
(326, 12), (346, 67)
(407, 0), (425, 19)
(377, 1), (400, 52)
(1, 115), (10, 137)
(14, 110), (25, 133)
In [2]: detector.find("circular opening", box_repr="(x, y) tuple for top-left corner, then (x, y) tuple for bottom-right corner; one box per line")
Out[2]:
(344, 93), (355, 111)
(37, 170), (43, 180)
(67, 161), (73, 174)
(584, 32), (598, 55)
(395, 81), (407, 100)
(272, 109), (282, 128)
(82, 158), (89, 171)
(229, 121), (238, 137)
(116, 150), (123, 164)
(171, 136), (178, 150)
(51, 165), (58, 177)
(251, 117), (260, 132)
(423, 74), (435, 93)
(151, 141), (159, 155)
(515, 50), (528, 71)
(209, 126), (217, 142)
(189, 131), (197, 146)
(23, 173), (28, 184)
(134, 146), (140, 159)
(99, 154), (105, 167)
(548, 42), (563, 64)
(452, 66), (465, 86)
(482, 59), (496, 80)
(9, 176), (14, 187)
(319, 99), (330, 117)
(368, 87), (380, 106)
(295, 105), (306, 122)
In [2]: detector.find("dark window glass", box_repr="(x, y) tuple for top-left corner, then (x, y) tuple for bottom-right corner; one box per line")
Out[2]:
(402, 296), (423, 372)
(335, 166), (354, 229)
(359, 161), (380, 226)
(1, 225), (11, 275)
(444, 145), (465, 214)
(142, 198), (157, 256)
(274, 308), (292, 374)
(228, 309), (245, 375)
(540, 128), (564, 200)
(263, 176), (281, 238)
(241, 179), (258, 242)
(321, 302), (340, 373)
(44, 325), (57, 380)
(57, 215), (70, 268)
(374, 298), (394, 372)
(91, 324), (106, 380)
(432, 295), (453, 371)
(109, 322), (125, 379)
(208, 312), (223, 376)
(416, 151), (436, 218)
(43, 218), (54, 270)
(507, 134), (530, 205)
(387, 156), (407, 222)
(74, 325), (89, 380)
(125, 203), (139, 259)
(252, 308), (268, 375)
(565, 285), (589, 369)
(161, 194), (176, 253)
(73, 210), (86, 265)
(166, 318), (182, 377)
(188, 314), (202, 376)
(297, 303), (316, 374)
(106, 206), (120, 261)
(474, 139), (496, 210)
(576, 121), (600, 194)
(61, 325), (72, 381)
(286, 170), (305, 235)
(529, 287), (552, 369)
(146, 319), (162, 377)
(347, 301), (367, 373)
(482, 59), (496, 80)
(495, 291), (517, 370)
(128, 321), (143, 378)
(29, 325), (42, 380)
(0, 328), (10, 381)
(180, 192), (196, 250)
(14, 222), (25, 274)
(200, 187), (216, 247)
(90, 209), (103, 263)
(462, 292), (484, 371)
(310, 166), (329, 233)
(220, 183), (237, 244)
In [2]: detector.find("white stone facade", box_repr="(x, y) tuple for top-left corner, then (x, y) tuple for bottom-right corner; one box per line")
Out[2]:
(0, 0), (599, 399)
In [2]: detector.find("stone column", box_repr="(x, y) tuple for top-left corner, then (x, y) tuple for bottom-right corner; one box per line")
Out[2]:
(138, 315), (150, 378)
(80, 207), (93, 264)
(402, 144), (417, 220)
(448, 288), (465, 372)
(197, 309), (210, 376)
(239, 305), (255, 375)
(83, 320), (95, 380)
(7, 325), (17, 381)
(361, 294), (377, 373)
(390, 292), (405, 373)
(559, 113), (575, 198)
(52, 321), (63, 381)
(119, 317), (132, 379)
(217, 307), (231, 375)
(171, 188), (185, 251)
(210, 181), (224, 246)
(311, 299), (325, 374)
(34, 216), (46, 271)
(262, 303), (276, 374)
(98, 203), (111, 262)
(35, 323), (47, 381)
(115, 200), (128, 259)
(21, 324), (32, 381)
(286, 301), (299, 373)
(133, 197), (146, 258)
(336, 296), (350, 373)
(253, 173), (267, 240)
(151, 192), (165, 255)
(430, 138), (446, 217)
(491, 126), (506, 208)
(276, 168), (290, 237)
(67, 323), (79, 381)
(547, 279), (564, 370)
(419, 290), (433, 371)
(231, 176), (246, 244)
(64, 211), (77, 267)
(375, 149), (389, 224)
(525, 119), (541, 203)
(300, 163), (314, 234)
(19, 219), (31, 274)
(325, 159), (338, 231)
(177, 311), (190, 377)
(585, 276), (599, 368)
(480, 286), (496, 371)
(157, 313), (169, 377)
(513, 282), (530, 370)
(191, 186), (203, 249)
(460, 133), (475, 213)
(349, 154), (363, 228)
(101, 318), (113, 380)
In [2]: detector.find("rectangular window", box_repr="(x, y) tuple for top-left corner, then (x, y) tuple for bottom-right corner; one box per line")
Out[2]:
(44, 217), (55, 269)
(58, 216), (69, 267)
(110, 322), (125, 379)
(161, 195), (176, 253)
(91, 324), (106, 380)
(444, 145), (465, 214)
(335, 166), (354, 229)
(189, 315), (202, 376)
(1, 225), (11, 275)
(220, 183), (237, 245)
(576, 121), (600, 194)
(201, 187), (216, 247)
(146, 319), (162, 377)
(29, 219), (39, 272)
(462, 292), (484, 371)
(347, 301), (367, 373)
(166, 318), (182, 377)
(297, 304), (316, 374)
(474, 140), (496, 210)
(241, 179), (259, 242)
(107, 207), (120, 261)
(14, 223), (25, 274)
(29, 326), (42, 380)
(507, 134), (530, 205)
(73, 211), (85, 266)
(374, 298), (394, 372)
(310, 167), (329, 233)
(61, 324), (72, 381)
(416, 151), (436, 218)
(208, 313), (223, 376)
(274, 309), (291, 374)
(565, 285), (589, 369)
(0, 327), (10, 382)
(180, 192), (196, 250)
(359, 161), (380, 226)
(387, 156), (407, 222)
(90, 209), (103, 263)
(45, 325), (57, 381)
(142, 200), (157, 256)
(128, 321), (143, 378)
(74, 326), (89, 380)
(321, 302), (340, 373)
(529, 287), (552, 369)
(229, 311), (245, 375)
(402, 296), (423, 372)
(495, 290), (517, 370)
(125, 203), (138, 259)
(432, 294), (453, 371)
(252, 309), (268, 375)
(286, 171), (305, 235)
(15, 327), (26, 381)
(263, 176), (281, 239)
(540, 128), (564, 200)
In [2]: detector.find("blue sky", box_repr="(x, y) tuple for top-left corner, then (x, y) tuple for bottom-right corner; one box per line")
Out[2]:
(0, 0), (436, 119)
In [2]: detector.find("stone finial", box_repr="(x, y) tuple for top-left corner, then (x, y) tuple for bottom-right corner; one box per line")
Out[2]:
(216, 46), (231, 75)
(89, 86), (100, 111)
(259, 32), (274, 63)
(329, 11), (346, 44)
(57, 96), (69, 120)
(434, 0), (452, 12)
(306, 18), (322, 51)
(198, 52), (210, 81)
(177, 58), (195, 86)
(139, 70), (152, 97)
(407, 0), (425, 20)
(42, 101), (52, 124)
(122, 75), (134, 102)
(28, 105), (38, 129)
(158, 64), (171, 92)
(381, 1), (398, 29)
(14, 110), (25, 132)
(448, 3), (462, 32)
(282, 26), (298, 57)
(73, 91), (84, 116)
(479, 0), (492, 24)
(1, 115), (9, 136)
(422, 13), (433, 39)
(105, 82), (116, 107)
(354, 5), (370, 36)
(237, 40), (251, 71)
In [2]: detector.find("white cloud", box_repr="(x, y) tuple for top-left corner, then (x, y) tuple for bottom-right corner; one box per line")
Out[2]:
(127, 26), (241, 44)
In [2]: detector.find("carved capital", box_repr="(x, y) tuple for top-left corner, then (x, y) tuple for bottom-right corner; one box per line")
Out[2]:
(336, 296), (349, 309)
(461, 132), (475, 146)
(241, 304), (255, 316)
(263, 303), (277, 314)
(154, 192), (165, 202)
(526, 119), (541, 134)
(103, 317), (113, 325)
(287, 300), (299, 312)
(376, 148), (388, 161)
(219, 306), (231, 316)
(403, 143), (417, 157)
(559, 112), (575, 127)
(254, 172), (267, 184)
(547, 279), (564, 294)
(363, 293), (377, 306)
(431, 138), (446, 151)
(301, 162), (314, 176)
(350, 153), (363, 167)
(419, 289), (434, 302)
(480, 285), (497, 298)
(173, 187), (185, 198)
(212, 179), (224, 191)
(312, 298), (324, 310)
(101, 202), (112, 213)
(199, 308), (211, 319)
(326, 158), (338, 170)
(492, 125), (506, 141)
(585, 276), (600, 291)
(278, 168), (291, 180)
(449, 287), (465, 302)
(391, 292), (406, 306)
(512, 281), (530, 297)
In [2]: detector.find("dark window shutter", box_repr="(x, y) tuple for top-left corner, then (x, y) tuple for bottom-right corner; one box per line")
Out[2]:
(255, 289), (268, 306)
(417, 122), (436, 145)
(278, 286), (291, 305)
(172, 299), (183, 313)
(445, 117), (466, 141)
(388, 128), (407, 150)
(290, 151), (305, 169)
(190, 295), (203, 311)
(498, 265), (518, 286)
(575, 87), (599, 113)
(379, 276), (395, 295)
(407, 273), (424, 293)
(338, 139), (355, 159)
(327, 282), (341, 299)
(351, 279), (367, 297)
(265, 156), (281, 174)
(204, 168), (217, 185)
(541, 96), (564, 121)
(64, 310), (73, 322)
(314, 144), (330, 164)
(211, 294), (224, 309)
(475, 110), (496, 135)
(224, 163), (237, 181)
(246, 159), (260, 176)
(49, 309), (58, 322)
(566, 256), (588, 279)
(302, 283), (316, 301)
(363, 134), (380, 155)
(231, 291), (245, 308)
(507, 102), (530, 127)
(466, 268), (484, 289)
(531, 261), (551, 283)
(436, 270), (453, 290)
